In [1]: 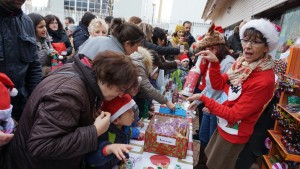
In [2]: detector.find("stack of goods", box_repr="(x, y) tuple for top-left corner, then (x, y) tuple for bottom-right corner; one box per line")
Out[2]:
(151, 117), (188, 138)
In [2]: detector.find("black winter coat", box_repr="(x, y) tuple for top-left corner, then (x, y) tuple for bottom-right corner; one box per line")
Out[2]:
(73, 22), (90, 51)
(0, 6), (42, 120)
(48, 29), (73, 56)
(143, 41), (180, 56)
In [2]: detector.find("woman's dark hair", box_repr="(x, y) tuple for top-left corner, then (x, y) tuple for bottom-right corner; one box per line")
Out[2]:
(45, 14), (64, 31)
(28, 13), (45, 28)
(111, 18), (144, 46)
(148, 50), (160, 66)
(152, 27), (167, 45)
(65, 16), (75, 24)
(213, 44), (232, 62)
(243, 28), (267, 44)
(92, 50), (139, 91)
(81, 12), (96, 27)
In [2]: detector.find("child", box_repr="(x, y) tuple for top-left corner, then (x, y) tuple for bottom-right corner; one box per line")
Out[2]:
(172, 54), (190, 91)
(86, 94), (144, 169)
(0, 73), (17, 135)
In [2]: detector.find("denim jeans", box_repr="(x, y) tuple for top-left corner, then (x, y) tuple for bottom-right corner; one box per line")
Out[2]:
(199, 112), (217, 147)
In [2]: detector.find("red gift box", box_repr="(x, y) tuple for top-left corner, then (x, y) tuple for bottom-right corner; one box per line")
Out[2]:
(143, 113), (189, 159)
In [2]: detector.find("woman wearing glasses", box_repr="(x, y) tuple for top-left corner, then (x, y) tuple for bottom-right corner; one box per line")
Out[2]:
(187, 19), (279, 169)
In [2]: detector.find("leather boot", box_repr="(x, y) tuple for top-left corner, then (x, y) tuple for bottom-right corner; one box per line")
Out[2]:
(194, 145), (208, 169)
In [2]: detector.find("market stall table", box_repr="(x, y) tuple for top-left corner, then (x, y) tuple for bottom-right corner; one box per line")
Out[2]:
(114, 101), (194, 169)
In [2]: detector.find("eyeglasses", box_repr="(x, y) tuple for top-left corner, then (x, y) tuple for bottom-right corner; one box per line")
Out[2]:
(241, 39), (266, 47)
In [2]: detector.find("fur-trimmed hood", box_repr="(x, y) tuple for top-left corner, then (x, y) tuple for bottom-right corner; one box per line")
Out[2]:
(130, 47), (153, 75)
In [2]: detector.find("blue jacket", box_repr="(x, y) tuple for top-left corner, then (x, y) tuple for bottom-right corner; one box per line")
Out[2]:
(86, 124), (139, 168)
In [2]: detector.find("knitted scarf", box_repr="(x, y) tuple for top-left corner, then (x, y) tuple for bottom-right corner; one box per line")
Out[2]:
(226, 55), (273, 86)
(171, 36), (188, 46)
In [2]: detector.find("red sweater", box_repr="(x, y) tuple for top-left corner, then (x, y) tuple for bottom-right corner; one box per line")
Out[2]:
(200, 62), (274, 144)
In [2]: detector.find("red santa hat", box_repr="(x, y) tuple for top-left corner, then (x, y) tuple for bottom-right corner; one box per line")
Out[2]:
(180, 54), (189, 63)
(101, 94), (136, 122)
(0, 73), (18, 120)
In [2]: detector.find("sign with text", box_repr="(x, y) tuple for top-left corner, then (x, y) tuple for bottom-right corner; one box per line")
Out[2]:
(157, 136), (176, 146)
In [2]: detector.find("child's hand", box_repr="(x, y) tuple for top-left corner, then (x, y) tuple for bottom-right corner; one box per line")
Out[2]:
(137, 121), (144, 128)
(106, 144), (132, 160)
(137, 133), (145, 140)
(94, 111), (111, 136)
(0, 130), (14, 147)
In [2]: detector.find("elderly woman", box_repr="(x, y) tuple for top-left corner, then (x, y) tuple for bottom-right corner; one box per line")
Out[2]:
(187, 19), (279, 169)
(88, 18), (108, 37)
(4, 51), (139, 169)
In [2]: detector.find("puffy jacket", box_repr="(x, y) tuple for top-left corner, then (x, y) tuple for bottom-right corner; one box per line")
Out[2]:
(73, 22), (90, 51)
(4, 56), (102, 169)
(0, 6), (42, 120)
(131, 47), (168, 104)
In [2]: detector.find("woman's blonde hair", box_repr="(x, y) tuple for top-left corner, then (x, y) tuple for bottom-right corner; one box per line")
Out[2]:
(88, 18), (109, 36)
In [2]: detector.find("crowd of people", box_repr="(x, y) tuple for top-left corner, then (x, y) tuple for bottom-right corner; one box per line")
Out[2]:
(0, 0), (290, 169)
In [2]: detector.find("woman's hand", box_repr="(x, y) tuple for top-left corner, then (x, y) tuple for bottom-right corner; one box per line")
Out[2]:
(94, 111), (111, 136)
(166, 101), (175, 111)
(198, 50), (219, 63)
(0, 131), (14, 147)
(106, 144), (132, 160)
(186, 94), (202, 102)
(202, 107), (211, 114)
(188, 100), (200, 111)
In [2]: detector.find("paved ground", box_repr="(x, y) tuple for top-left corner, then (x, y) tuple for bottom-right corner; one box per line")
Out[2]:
(192, 111), (260, 169)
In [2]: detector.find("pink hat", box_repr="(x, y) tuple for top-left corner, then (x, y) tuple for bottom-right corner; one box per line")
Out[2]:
(101, 94), (135, 122)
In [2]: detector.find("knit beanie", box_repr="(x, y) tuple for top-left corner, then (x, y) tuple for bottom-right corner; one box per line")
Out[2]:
(199, 23), (226, 48)
(175, 25), (185, 33)
(101, 94), (135, 122)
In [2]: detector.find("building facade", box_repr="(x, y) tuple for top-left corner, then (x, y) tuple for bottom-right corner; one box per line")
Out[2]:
(201, 0), (300, 58)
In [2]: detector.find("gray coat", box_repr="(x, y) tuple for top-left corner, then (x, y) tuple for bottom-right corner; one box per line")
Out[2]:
(78, 35), (125, 59)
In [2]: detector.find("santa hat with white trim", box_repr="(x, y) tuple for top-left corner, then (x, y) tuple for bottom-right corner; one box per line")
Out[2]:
(0, 73), (18, 120)
(101, 94), (136, 122)
(239, 18), (279, 54)
(180, 54), (189, 63)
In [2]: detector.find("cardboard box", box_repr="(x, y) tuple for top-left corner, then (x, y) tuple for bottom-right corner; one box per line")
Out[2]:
(143, 113), (189, 159)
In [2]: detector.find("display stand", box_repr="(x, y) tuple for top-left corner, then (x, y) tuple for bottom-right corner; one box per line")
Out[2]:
(261, 45), (300, 169)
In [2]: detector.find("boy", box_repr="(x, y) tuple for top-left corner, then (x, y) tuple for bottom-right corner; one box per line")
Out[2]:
(86, 94), (143, 169)
(172, 54), (190, 91)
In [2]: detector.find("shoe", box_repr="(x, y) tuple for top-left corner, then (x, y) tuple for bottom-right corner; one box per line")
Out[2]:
(193, 134), (199, 140)
(194, 146), (208, 169)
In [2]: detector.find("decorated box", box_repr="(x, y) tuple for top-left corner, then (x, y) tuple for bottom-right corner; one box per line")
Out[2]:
(143, 113), (189, 159)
